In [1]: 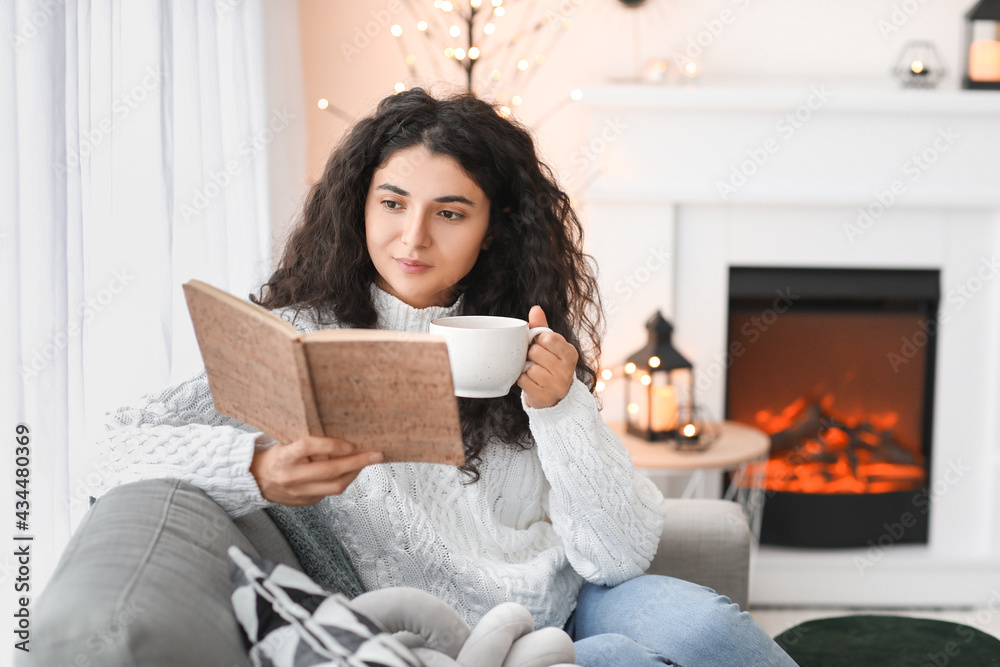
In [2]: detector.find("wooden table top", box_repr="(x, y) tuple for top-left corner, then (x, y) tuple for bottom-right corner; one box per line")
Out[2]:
(608, 420), (770, 471)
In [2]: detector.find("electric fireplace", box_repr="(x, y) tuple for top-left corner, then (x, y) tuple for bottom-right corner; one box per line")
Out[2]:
(725, 267), (939, 548)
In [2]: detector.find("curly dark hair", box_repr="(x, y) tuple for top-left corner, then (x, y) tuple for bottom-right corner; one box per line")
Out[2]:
(251, 87), (604, 481)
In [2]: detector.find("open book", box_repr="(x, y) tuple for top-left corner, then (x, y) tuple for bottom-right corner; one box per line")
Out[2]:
(182, 279), (465, 465)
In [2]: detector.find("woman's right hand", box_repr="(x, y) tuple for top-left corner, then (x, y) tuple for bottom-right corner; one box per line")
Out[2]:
(249, 435), (382, 506)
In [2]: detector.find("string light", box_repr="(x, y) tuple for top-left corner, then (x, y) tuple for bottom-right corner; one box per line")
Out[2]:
(405, 54), (417, 66)
(498, 105), (511, 118)
(625, 362), (637, 374)
(449, 25), (461, 37)
(494, 6), (505, 16)
(417, 20), (428, 31)
(640, 374), (652, 386)
(394, 82), (406, 93)
(483, 22), (495, 35)
(511, 95), (522, 105)
(440, 1), (453, 11)
(517, 59), (529, 71)
(490, 69), (502, 80)
(317, 98), (329, 110)
(491, 0), (502, 6)
(444, 47), (455, 57)
(471, 0), (482, 7)
(570, 89), (583, 100)
(648, 356), (661, 368)
(596, 380), (606, 392)
(627, 403), (640, 415)
(468, 46), (480, 59)
(391, 24), (403, 37)
(601, 369), (613, 380)
(454, 47), (466, 60)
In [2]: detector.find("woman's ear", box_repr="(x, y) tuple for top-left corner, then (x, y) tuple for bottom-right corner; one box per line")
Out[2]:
(481, 232), (493, 251)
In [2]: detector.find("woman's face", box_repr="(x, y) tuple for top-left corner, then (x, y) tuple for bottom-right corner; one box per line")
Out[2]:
(365, 144), (491, 309)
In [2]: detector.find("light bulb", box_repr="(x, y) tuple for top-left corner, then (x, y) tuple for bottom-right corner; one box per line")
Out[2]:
(390, 24), (402, 37)
(627, 403), (639, 415)
(494, 6), (505, 16)
(405, 54), (417, 66)
(511, 95), (522, 105)
(417, 20), (428, 31)
(394, 82), (406, 93)
(317, 98), (329, 110)
(517, 59), (528, 71)
(648, 356), (661, 368)
(601, 369), (613, 380)
(498, 105), (511, 118)
(454, 47), (466, 60)
(449, 25), (461, 37)
(640, 375), (651, 386)
(468, 46), (480, 59)
(596, 380), (606, 392)
(441, 1), (453, 10)
(483, 22), (495, 35)
(625, 362), (636, 374)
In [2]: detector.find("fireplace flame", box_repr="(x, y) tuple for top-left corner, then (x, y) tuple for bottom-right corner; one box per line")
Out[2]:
(746, 394), (926, 494)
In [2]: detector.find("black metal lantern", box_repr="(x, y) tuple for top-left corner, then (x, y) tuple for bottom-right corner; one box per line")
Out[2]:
(624, 312), (693, 442)
(963, 0), (1000, 90)
(892, 41), (946, 89)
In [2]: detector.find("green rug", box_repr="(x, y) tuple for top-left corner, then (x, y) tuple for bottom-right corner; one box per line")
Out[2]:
(774, 615), (1000, 666)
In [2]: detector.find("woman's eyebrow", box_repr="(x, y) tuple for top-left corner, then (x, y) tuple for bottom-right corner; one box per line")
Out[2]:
(376, 183), (477, 207)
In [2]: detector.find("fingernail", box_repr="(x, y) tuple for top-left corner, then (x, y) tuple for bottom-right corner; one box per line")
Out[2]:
(368, 452), (383, 464)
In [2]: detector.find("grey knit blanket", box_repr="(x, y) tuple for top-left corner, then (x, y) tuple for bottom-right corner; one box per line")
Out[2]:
(263, 503), (366, 599)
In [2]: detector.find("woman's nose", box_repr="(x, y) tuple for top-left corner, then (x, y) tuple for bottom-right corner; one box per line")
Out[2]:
(400, 210), (431, 248)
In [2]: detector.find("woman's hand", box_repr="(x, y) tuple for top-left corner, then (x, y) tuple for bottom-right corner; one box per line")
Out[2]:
(249, 435), (382, 505)
(516, 305), (579, 410)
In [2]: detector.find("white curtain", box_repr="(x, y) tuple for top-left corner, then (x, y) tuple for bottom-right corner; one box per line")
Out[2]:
(2, 0), (275, 601)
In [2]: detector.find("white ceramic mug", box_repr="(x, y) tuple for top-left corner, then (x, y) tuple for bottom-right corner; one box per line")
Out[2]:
(429, 315), (553, 398)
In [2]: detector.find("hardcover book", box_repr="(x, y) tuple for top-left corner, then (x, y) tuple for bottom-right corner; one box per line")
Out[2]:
(182, 279), (465, 465)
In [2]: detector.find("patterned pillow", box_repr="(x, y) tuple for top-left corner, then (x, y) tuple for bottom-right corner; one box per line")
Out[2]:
(227, 545), (423, 667)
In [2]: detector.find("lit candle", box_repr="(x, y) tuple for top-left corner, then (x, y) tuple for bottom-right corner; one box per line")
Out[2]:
(650, 386), (678, 432)
(969, 39), (1000, 82)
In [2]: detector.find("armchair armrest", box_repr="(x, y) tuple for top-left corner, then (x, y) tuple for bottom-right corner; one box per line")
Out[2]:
(646, 499), (751, 610)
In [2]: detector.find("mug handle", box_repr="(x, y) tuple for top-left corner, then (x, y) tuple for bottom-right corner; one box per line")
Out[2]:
(522, 326), (553, 373)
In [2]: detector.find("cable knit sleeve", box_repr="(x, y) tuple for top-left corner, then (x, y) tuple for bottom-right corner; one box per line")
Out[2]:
(93, 369), (276, 518)
(92, 306), (323, 518)
(521, 377), (666, 586)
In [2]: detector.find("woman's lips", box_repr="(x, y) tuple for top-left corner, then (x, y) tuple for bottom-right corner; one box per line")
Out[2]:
(395, 258), (432, 274)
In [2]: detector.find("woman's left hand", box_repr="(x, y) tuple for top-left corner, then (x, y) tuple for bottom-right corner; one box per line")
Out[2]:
(517, 305), (579, 409)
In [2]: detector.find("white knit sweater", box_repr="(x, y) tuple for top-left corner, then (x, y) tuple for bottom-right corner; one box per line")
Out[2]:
(95, 284), (666, 629)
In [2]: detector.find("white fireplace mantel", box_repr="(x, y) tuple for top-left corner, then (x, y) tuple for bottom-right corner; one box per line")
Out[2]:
(575, 84), (1000, 608)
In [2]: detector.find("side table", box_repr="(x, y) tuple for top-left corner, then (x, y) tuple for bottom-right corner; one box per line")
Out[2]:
(609, 420), (771, 548)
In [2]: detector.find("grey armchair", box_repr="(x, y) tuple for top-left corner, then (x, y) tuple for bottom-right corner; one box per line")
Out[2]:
(21, 478), (751, 666)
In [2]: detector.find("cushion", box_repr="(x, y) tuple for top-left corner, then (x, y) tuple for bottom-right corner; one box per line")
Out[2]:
(228, 545), (422, 666)
(227, 546), (577, 667)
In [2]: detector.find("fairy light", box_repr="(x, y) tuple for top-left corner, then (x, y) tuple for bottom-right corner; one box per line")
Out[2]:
(517, 59), (528, 71)
(627, 403), (639, 415)
(625, 362), (637, 374)
(471, 0), (482, 7)
(454, 47), (466, 60)
(648, 356), (661, 368)
(570, 88), (583, 101)
(601, 369), (613, 380)
(483, 22), (495, 35)
(491, 0), (502, 6)
(391, 24), (403, 37)
(494, 6), (505, 16)
(498, 105), (512, 118)
(449, 24), (461, 37)
(468, 46), (480, 59)
(511, 95), (522, 105)
(682, 423), (697, 437)
(405, 54), (417, 66)
(440, 0), (453, 10)
(444, 47), (455, 57)
(317, 98), (329, 110)
(490, 69), (502, 80)
(596, 380), (606, 392)
(394, 82), (406, 93)
(534, 54), (545, 65)
(640, 374), (651, 386)
(683, 60), (700, 77)
(417, 20), (428, 31)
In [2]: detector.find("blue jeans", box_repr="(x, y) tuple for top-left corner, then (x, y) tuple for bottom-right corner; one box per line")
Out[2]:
(564, 575), (798, 667)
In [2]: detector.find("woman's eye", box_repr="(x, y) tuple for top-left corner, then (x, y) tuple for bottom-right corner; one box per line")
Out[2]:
(381, 200), (403, 211)
(440, 210), (464, 221)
